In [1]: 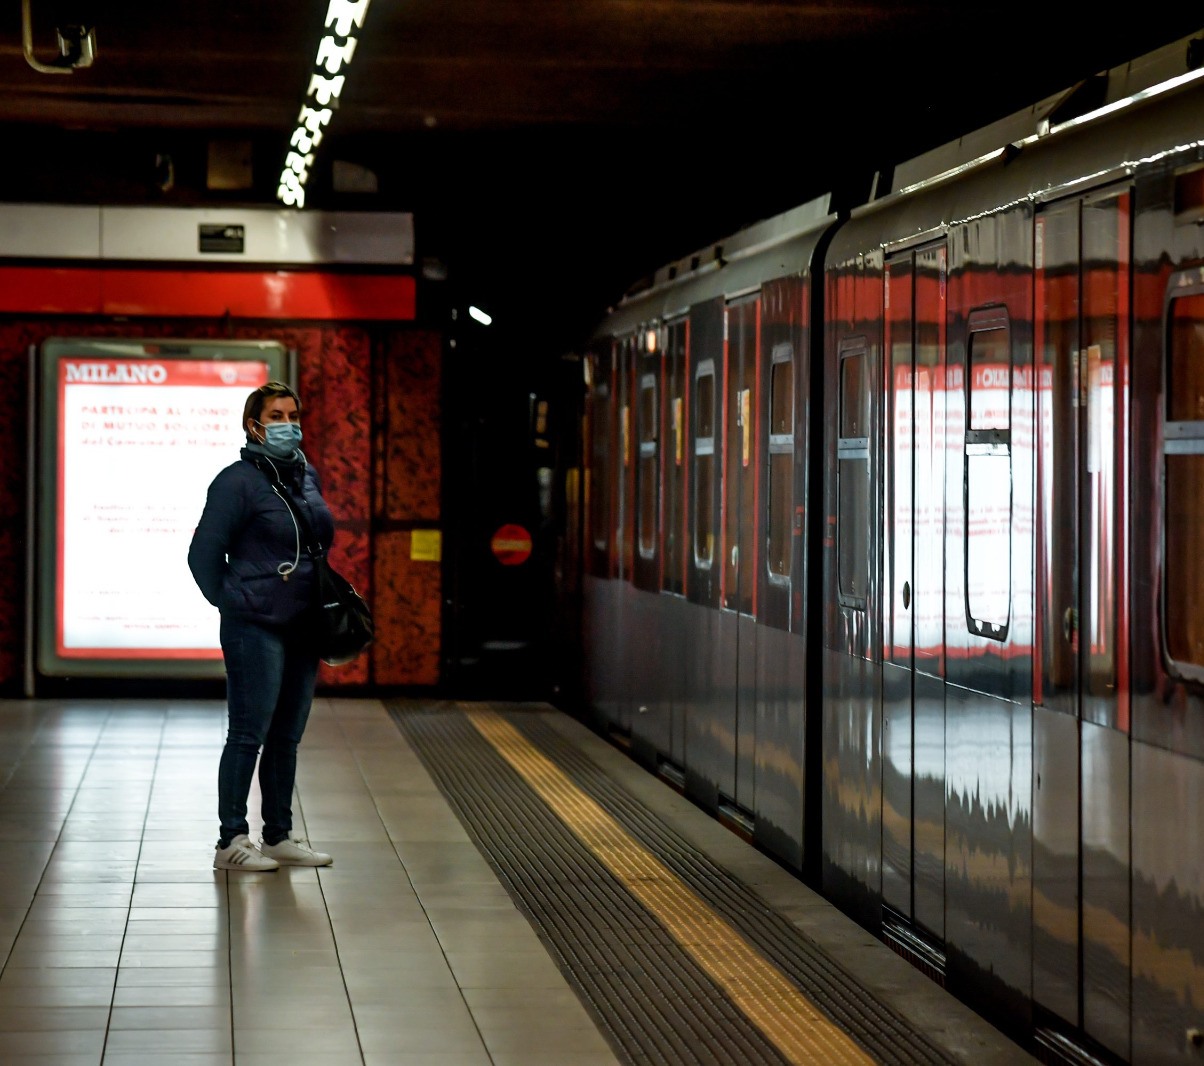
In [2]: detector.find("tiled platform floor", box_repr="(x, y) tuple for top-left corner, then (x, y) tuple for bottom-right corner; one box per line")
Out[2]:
(0, 697), (620, 1066)
(0, 695), (1033, 1066)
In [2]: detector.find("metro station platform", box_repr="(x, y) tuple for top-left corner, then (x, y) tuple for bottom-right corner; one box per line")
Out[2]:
(0, 697), (1035, 1065)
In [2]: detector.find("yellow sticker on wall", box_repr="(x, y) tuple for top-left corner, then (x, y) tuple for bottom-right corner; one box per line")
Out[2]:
(410, 529), (442, 561)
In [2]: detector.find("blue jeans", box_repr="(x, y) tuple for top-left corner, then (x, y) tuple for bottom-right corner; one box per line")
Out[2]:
(217, 614), (319, 848)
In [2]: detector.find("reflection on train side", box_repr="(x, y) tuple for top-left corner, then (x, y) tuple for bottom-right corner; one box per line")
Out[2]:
(560, 38), (1204, 1062)
(887, 351), (1124, 668)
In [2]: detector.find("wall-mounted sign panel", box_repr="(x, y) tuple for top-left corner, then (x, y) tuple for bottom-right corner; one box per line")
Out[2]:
(36, 338), (292, 679)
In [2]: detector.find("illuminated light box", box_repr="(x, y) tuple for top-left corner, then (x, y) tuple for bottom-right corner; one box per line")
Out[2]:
(36, 338), (292, 680)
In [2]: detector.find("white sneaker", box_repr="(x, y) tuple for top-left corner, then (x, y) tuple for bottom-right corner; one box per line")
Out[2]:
(214, 834), (279, 871)
(260, 837), (333, 867)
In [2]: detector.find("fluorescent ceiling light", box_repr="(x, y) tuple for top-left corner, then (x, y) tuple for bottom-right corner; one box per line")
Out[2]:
(468, 306), (492, 326)
(277, 0), (371, 209)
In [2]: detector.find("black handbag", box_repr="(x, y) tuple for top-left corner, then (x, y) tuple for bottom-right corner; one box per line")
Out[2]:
(309, 553), (375, 666)
(269, 475), (374, 666)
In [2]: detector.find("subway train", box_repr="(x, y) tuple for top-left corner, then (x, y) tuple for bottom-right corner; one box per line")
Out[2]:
(547, 27), (1204, 1066)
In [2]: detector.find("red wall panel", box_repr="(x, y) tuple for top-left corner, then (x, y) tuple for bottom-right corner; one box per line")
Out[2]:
(373, 531), (441, 686)
(0, 311), (442, 693)
(372, 329), (443, 685)
(382, 330), (442, 520)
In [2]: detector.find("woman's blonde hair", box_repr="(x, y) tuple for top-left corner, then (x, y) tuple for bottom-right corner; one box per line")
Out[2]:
(242, 380), (302, 437)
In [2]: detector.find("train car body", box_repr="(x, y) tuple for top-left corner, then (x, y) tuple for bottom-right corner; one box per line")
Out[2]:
(580, 198), (834, 870)
(567, 29), (1204, 1064)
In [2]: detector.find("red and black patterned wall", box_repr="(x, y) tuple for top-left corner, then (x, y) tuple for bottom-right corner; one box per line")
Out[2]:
(0, 299), (443, 693)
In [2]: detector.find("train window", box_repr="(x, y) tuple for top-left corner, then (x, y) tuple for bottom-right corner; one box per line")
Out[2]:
(770, 347), (793, 435)
(724, 298), (758, 614)
(637, 372), (658, 558)
(964, 315), (1012, 639)
(618, 336), (637, 579)
(1167, 294), (1204, 421)
(1164, 288), (1204, 675)
(662, 319), (687, 594)
(1173, 163), (1204, 225)
(697, 364), (715, 438)
(1080, 191), (1128, 706)
(694, 361), (716, 568)
(767, 343), (794, 581)
(968, 326), (1010, 430)
(841, 351), (869, 437)
(588, 378), (611, 558)
(837, 343), (869, 608)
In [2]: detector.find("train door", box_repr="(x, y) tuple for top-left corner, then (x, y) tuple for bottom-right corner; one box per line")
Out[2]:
(630, 329), (666, 760)
(587, 337), (635, 734)
(582, 345), (614, 723)
(823, 305), (881, 920)
(633, 332), (661, 596)
(753, 276), (809, 869)
(881, 245), (948, 952)
(723, 295), (760, 815)
(613, 334), (637, 734)
(684, 298), (726, 809)
(1033, 190), (1132, 1059)
(662, 318), (690, 766)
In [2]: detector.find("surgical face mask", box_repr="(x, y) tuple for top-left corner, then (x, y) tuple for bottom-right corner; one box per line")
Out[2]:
(256, 420), (302, 457)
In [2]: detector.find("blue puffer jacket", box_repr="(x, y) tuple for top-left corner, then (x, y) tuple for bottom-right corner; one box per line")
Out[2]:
(188, 448), (337, 628)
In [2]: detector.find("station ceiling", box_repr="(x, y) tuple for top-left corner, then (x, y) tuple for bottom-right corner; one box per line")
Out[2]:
(2, 3), (1202, 361)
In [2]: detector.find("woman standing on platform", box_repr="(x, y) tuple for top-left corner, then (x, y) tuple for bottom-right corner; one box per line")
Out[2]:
(188, 380), (335, 872)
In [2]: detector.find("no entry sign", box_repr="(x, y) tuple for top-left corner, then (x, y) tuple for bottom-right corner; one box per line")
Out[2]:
(490, 523), (532, 565)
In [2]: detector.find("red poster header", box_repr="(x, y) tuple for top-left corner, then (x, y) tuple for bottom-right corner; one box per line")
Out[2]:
(60, 357), (268, 388)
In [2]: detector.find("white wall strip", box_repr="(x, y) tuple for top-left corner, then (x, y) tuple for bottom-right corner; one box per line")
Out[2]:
(0, 204), (413, 266)
(1, 204), (103, 259)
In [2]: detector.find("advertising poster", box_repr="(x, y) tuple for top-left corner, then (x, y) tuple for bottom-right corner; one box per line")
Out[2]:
(38, 340), (289, 679)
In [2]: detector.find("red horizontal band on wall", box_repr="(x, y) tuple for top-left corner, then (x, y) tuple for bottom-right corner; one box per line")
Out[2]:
(0, 267), (104, 313)
(0, 266), (416, 320)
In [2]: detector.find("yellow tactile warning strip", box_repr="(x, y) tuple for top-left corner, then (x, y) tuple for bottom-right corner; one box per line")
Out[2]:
(391, 701), (962, 1065)
(466, 707), (876, 1066)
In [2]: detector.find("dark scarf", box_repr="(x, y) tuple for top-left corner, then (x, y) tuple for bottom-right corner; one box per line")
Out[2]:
(242, 443), (308, 491)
